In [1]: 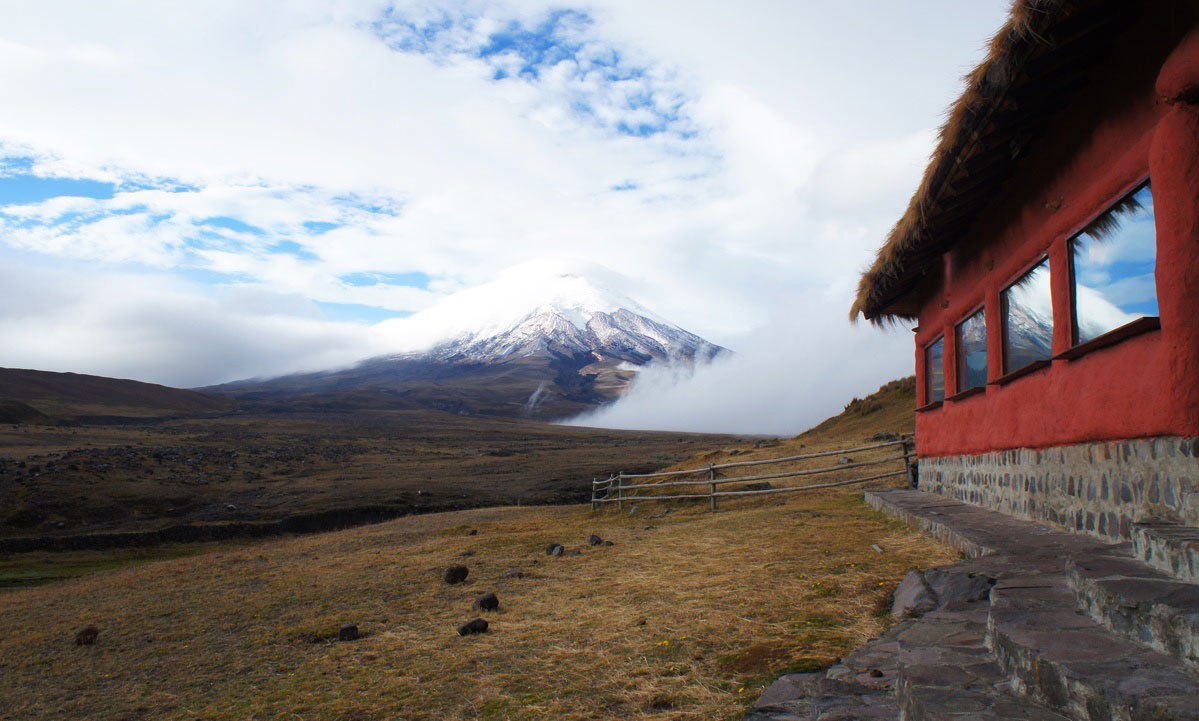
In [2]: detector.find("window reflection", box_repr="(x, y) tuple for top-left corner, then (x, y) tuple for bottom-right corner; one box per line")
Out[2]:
(956, 309), (986, 391)
(925, 337), (944, 404)
(1003, 258), (1053, 374)
(1072, 182), (1156, 344)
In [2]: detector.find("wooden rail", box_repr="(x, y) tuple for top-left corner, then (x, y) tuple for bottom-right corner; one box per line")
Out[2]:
(591, 436), (913, 511)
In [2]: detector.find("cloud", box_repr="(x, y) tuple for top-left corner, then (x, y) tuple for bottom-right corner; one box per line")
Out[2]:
(0, 0), (1012, 425)
(572, 289), (914, 436)
(0, 259), (379, 388)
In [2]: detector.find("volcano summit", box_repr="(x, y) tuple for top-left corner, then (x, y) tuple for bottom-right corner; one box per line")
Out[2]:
(205, 262), (728, 420)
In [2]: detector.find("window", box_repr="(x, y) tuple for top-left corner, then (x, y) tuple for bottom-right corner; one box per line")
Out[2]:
(956, 308), (986, 391)
(925, 336), (945, 404)
(1071, 181), (1157, 345)
(1002, 258), (1053, 374)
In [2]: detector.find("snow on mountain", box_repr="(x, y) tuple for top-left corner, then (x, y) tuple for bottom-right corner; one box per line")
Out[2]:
(374, 260), (727, 367)
(205, 261), (728, 419)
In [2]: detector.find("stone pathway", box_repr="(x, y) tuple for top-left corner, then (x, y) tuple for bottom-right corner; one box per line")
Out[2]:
(746, 488), (1199, 721)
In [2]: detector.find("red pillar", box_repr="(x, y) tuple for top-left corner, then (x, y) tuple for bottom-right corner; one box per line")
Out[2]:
(1148, 104), (1199, 435)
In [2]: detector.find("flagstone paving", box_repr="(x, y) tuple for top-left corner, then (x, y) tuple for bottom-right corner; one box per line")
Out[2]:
(746, 488), (1199, 721)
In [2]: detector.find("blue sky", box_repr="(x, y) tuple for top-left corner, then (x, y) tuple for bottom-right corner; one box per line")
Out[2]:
(0, 0), (1011, 430)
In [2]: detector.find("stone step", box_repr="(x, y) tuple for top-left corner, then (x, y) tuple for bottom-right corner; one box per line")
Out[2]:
(893, 607), (1071, 721)
(1134, 522), (1199, 583)
(1066, 550), (1199, 668)
(987, 577), (1199, 721)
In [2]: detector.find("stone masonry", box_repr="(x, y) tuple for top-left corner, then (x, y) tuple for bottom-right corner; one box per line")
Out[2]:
(918, 436), (1199, 542)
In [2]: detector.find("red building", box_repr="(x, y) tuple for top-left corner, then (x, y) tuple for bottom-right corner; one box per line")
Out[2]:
(853, 1), (1199, 544)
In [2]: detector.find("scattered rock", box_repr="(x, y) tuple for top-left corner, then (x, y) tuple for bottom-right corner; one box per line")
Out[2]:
(588, 534), (604, 546)
(603, 540), (614, 546)
(545, 543), (564, 557)
(628, 505), (640, 516)
(568, 549), (583, 556)
(338, 624), (359, 641)
(892, 570), (937, 618)
(744, 481), (773, 491)
(225, 503), (238, 511)
(838, 456), (853, 465)
(922, 569), (995, 608)
(472, 592), (499, 612)
(635, 618), (647, 626)
(871, 544), (884, 554)
(503, 568), (525, 579)
(457, 618), (489, 636)
(467, 529), (478, 536)
(443, 565), (469, 584)
(892, 568), (995, 618)
(871, 432), (900, 442)
(459, 549), (475, 557)
(75, 625), (99, 646)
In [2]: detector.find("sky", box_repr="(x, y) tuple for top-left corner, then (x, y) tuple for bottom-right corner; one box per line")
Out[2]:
(0, 0), (1013, 434)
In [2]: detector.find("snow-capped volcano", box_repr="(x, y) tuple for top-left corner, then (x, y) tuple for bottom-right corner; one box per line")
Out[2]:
(376, 260), (726, 367)
(207, 261), (728, 420)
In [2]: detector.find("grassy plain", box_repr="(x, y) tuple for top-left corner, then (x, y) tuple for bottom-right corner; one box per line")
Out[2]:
(0, 377), (960, 721)
(0, 410), (743, 540)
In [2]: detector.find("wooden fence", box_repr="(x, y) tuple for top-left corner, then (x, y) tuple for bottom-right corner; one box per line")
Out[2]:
(591, 436), (913, 511)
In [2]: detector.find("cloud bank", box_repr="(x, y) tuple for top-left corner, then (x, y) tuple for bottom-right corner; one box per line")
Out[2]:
(0, 0), (1009, 428)
(573, 290), (914, 436)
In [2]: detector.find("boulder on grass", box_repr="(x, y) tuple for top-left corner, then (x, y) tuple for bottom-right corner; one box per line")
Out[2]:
(74, 625), (99, 646)
(545, 543), (564, 557)
(472, 592), (499, 612)
(338, 624), (359, 641)
(457, 618), (489, 636)
(443, 565), (469, 584)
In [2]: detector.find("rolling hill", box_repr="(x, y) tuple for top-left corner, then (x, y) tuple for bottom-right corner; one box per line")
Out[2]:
(0, 367), (233, 421)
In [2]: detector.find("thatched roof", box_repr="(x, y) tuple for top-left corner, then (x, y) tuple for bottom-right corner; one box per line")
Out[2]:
(851, 0), (1142, 323)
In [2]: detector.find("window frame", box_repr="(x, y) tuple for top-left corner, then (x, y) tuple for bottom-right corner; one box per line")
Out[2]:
(1000, 254), (1052, 376)
(1066, 177), (1157, 349)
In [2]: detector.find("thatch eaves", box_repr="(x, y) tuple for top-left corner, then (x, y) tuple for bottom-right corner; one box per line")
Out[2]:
(851, 0), (1141, 324)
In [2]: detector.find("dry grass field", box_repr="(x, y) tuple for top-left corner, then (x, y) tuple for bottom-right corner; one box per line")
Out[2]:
(0, 410), (742, 542)
(0, 490), (956, 721)
(0, 377), (960, 721)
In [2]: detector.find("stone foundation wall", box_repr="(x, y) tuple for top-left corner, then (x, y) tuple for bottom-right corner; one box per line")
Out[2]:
(918, 437), (1199, 542)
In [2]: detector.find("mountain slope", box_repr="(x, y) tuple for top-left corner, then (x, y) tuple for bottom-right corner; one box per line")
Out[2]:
(209, 263), (728, 419)
(0, 367), (233, 420)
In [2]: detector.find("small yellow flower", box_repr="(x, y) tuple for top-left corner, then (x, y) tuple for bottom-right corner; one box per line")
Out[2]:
(738, 687), (745, 694)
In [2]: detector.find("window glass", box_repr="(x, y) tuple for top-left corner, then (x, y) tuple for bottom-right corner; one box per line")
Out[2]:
(1072, 182), (1157, 344)
(956, 309), (986, 391)
(1003, 258), (1053, 374)
(925, 337), (944, 404)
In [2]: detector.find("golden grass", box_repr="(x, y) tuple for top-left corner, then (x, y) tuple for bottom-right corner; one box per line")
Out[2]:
(0, 487), (956, 721)
(0, 375), (944, 720)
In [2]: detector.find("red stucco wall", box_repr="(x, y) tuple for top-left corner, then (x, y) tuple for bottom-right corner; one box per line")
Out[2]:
(913, 18), (1199, 457)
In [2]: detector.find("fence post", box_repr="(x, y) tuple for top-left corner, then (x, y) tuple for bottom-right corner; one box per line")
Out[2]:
(617, 473), (624, 511)
(902, 437), (915, 488)
(709, 464), (717, 511)
(591, 478), (597, 511)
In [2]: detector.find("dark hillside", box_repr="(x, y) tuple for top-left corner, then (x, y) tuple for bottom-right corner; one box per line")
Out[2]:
(0, 400), (54, 425)
(0, 368), (233, 419)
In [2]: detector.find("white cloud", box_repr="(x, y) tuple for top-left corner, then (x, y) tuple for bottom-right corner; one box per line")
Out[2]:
(0, 0), (1011, 429)
(573, 290), (914, 436)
